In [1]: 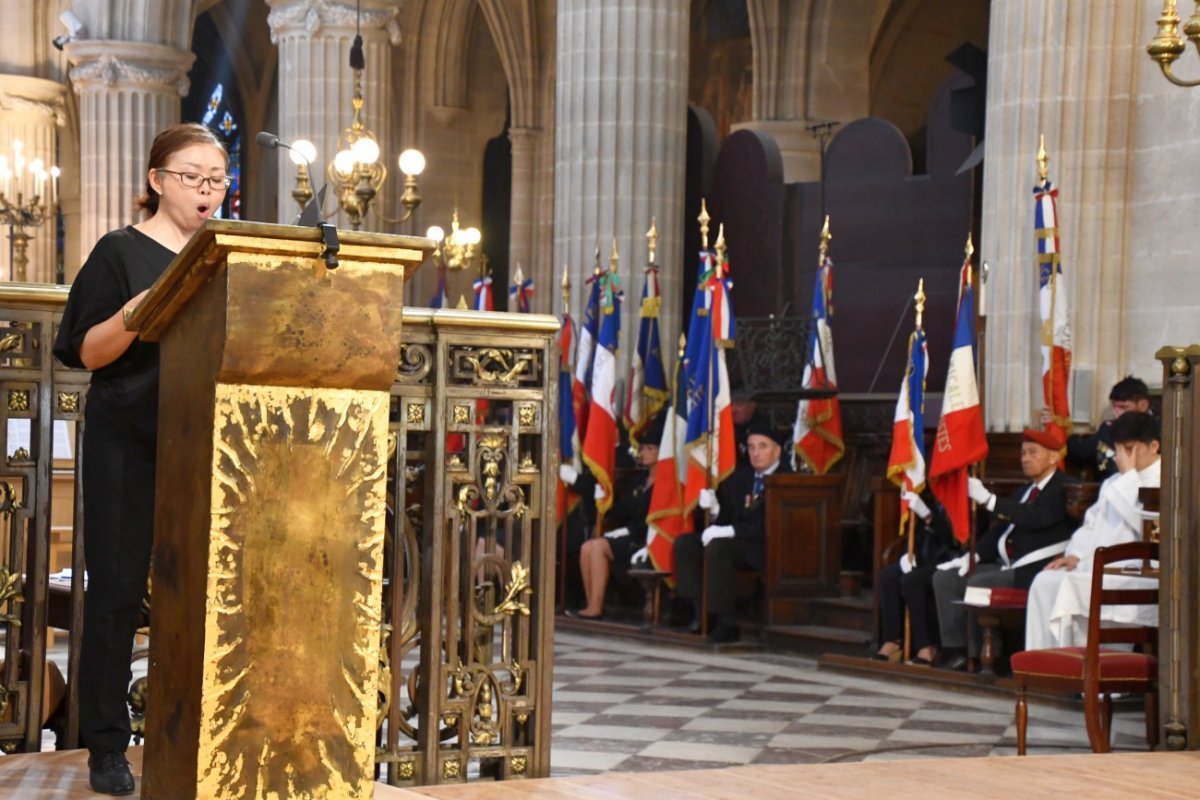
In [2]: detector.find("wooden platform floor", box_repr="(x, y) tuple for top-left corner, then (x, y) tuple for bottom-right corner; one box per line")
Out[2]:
(2, 749), (1196, 799)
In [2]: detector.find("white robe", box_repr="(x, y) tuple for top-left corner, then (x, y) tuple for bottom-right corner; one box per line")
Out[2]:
(1025, 460), (1160, 650)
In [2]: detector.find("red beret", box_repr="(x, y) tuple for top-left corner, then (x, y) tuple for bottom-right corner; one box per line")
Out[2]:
(1022, 427), (1065, 451)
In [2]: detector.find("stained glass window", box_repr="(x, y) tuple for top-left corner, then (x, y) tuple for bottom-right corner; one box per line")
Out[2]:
(199, 83), (241, 220)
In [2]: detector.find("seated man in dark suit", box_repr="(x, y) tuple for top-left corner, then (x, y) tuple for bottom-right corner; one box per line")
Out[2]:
(1065, 375), (1151, 480)
(931, 428), (1077, 670)
(673, 421), (792, 643)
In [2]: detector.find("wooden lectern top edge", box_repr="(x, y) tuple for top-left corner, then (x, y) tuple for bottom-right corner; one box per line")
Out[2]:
(1156, 344), (1200, 360)
(128, 219), (434, 341)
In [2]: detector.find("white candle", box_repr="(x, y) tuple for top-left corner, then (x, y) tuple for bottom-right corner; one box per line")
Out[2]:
(49, 166), (59, 206)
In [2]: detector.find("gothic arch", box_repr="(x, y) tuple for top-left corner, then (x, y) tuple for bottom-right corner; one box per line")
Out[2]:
(476, 0), (540, 131)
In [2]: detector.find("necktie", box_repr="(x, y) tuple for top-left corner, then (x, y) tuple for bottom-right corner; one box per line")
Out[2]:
(752, 473), (764, 498)
(1006, 485), (1040, 558)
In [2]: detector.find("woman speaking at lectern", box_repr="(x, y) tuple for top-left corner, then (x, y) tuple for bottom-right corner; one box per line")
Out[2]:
(53, 123), (227, 796)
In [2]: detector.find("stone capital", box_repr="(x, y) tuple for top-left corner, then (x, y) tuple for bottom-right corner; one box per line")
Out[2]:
(507, 127), (541, 151)
(266, 0), (402, 46)
(0, 75), (68, 126)
(64, 40), (196, 97)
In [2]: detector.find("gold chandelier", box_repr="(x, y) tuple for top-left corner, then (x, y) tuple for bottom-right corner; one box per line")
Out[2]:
(0, 140), (60, 282)
(426, 210), (481, 271)
(1148, 0), (1200, 86)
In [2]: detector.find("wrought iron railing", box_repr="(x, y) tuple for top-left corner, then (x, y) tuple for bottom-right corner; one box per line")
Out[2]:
(0, 286), (558, 786)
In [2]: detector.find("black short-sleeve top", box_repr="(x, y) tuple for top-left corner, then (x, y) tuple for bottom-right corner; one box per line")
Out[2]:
(53, 226), (176, 440)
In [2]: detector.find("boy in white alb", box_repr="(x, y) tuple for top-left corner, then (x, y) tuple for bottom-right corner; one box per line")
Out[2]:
(1025, 411), (1161, 650)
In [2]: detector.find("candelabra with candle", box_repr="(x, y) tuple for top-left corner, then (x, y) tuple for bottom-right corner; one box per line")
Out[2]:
(0, 140), (59, 283)
(425, 209), (481, 271)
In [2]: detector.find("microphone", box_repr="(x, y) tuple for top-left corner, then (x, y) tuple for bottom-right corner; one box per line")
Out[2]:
(256, 131), (338, 269)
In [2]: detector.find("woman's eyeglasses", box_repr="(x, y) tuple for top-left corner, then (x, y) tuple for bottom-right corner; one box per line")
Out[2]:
(157, 169), (232, 191)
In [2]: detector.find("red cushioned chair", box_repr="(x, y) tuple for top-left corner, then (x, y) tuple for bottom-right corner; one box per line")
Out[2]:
(1011, 541), (1159, 755)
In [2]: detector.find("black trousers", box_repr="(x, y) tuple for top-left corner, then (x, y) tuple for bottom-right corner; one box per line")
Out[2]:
(673, 534), (753, 617)
(878, 563), (940, 652)
(79, 401), (156, 756)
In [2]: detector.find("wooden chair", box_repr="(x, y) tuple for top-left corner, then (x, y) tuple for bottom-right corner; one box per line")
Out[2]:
(1010, 541), (1159, 754)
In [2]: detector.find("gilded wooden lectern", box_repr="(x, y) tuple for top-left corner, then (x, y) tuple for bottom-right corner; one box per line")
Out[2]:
(127, 219), (431, 799)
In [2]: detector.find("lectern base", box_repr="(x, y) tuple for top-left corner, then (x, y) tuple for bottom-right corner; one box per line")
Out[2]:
(0, 748), (419, 799)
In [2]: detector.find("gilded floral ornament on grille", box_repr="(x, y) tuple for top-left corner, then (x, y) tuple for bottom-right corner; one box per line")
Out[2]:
(0, 332), (21, 353)
(7, 390), (29, 413)
(396, 343), (433, 384)
(457, 348), (536, 385)
(494, 561), (532, 618)
(58, 392), (80, 414)
(0, 481), (18, 516)
(0, 566), (23, 627)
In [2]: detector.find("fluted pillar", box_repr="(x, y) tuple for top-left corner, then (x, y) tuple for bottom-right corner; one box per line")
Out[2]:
(554, 1), (689, 372)
(980, 1), (1148, 431)
(267, 0), (400, 229)
(64, 40), (194, 262)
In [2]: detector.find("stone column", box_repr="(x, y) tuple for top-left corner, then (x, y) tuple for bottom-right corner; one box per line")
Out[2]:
(554, 1), (689, 373)
(979, 1), (1146, 431)
(508, 125), (540, 299)
(64, 40), (194, 264)
(267, 0), (400, 229)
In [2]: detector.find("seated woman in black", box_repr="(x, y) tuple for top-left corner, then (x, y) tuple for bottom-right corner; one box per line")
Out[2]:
(568, 414), (662, 619)
(876, 487), (959, 665)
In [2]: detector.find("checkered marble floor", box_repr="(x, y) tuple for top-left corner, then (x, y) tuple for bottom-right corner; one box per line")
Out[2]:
(545, 630), (1154, 776)
(33, 631), (1153, 773)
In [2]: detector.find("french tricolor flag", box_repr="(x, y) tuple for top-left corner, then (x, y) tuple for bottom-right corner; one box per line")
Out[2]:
(581, 275), (621, 513)
(646, 353), (692, 576)
(929, 255), (989, 542)
(473, 274), (494, 311)
(886, 327), (928, 522)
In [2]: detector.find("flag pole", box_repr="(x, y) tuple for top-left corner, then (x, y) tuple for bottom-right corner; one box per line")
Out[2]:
(964, 234), (980, 578)
(902, 278), (926, 662)
(557, 265), (572, 611)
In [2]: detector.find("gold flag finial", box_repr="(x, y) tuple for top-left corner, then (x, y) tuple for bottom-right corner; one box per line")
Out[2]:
(915, 278), (927, 331)
(456, 294), (469, 310)
(609, 238), (619, 273)
(698, 198), (711, 250)
(714, 224), (727, 275)
(964, 233), (974, 285)
(561, 265), (571, 314)
(678, 332), (687, 357)
(512, 263), (525, 287)
(1037, 134), (1049, 182)
(647, 217), (658, 265)
(819, 215), (832, 260)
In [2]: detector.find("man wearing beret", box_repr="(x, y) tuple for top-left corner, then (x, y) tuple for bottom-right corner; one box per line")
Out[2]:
(931, 427), (1077, 670)
(673, 420), (792, 643)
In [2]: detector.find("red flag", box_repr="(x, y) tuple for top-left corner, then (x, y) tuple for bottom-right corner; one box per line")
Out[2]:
(646, 354), (692, 575)
(793, 227), (844, 474)
(929, 257), (988, 542)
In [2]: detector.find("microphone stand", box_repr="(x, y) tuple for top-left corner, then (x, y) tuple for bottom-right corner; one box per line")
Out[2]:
(256, 131), (339, 270)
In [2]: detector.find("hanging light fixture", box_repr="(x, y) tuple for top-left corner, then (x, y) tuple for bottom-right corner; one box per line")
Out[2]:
(327, 1), (424, 229)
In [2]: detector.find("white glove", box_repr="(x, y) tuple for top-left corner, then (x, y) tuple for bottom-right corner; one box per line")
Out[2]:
(630, 546), (649, 565)
(901, 490), (931, 521)
(699, 488), (720, 515)
(604, 527), (630, 540)
(701, 524), (735, 546)
(559, 464), (579, 485)
(899, 553), (915, 574)
(594, 484), (606, 501)
(967, 477), (993, 506)
(936, 553), (975, 576)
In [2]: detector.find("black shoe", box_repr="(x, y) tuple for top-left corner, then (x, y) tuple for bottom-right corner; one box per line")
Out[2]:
(941, 654), (969, 672)
(564, 608), (604, 621)
(708, 621), (740, 644)
(88, 751), (135, 796)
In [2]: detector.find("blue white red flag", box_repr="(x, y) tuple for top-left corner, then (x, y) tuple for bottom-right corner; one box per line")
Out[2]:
(929, 254), (989, 543)
(625, 266), (668, 446)
(792, 248), (844, 474)
(572, 269), (603, 443)
(429, 265), (448, 309)
(581, 272), (622, 513)
(473, 274), (494, 311)
(557, 312), (580, 521)
(683, 253), (736, 515)
(646, 345), (692, 576)
(1035, 174), (1072, 442)
(886, 327), (929, 522)
(509, 265), (534, 313)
